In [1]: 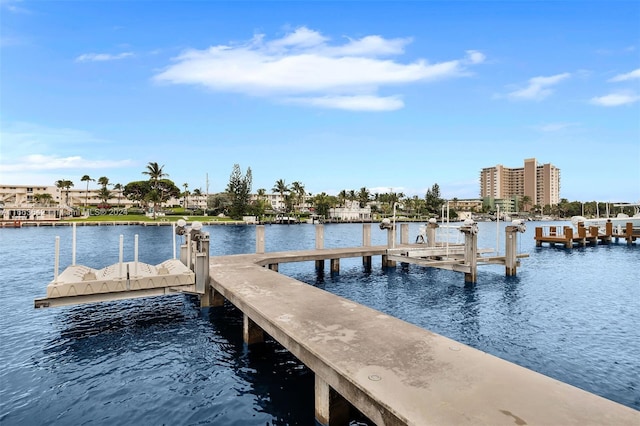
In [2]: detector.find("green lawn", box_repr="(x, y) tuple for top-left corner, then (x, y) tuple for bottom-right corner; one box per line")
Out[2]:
(63, 215), (236, 223)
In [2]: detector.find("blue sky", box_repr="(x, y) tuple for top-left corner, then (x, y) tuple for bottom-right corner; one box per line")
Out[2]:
(1, 0), (639, 202)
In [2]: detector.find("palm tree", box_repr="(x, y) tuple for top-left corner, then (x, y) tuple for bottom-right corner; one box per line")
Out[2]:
(357, 187), (370, 208)
(291, 181), (305, 213)
(81, 175), (94, 206)
(113, 183), (123, 206)
(142, 162), (168, 219)
(338, 190), (348, 207)
(519, 195), (532, 212)
(272, 179), (289, 212)
(182, 183), (189, 209)
(36, 193), (53, 206)
(143, 162), (168, 189)
(55, 179), (73, 206)
(98, 176), (109, 188)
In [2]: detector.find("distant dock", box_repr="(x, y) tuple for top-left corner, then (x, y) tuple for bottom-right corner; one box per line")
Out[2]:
(535, 221), (638, 248)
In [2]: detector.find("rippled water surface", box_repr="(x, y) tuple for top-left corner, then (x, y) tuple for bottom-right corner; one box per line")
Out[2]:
(1, 222), (638, 425)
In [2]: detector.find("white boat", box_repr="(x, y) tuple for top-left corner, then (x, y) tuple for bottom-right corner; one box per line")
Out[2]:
(274, 214), (299, 224)
(571, 203), (640, 231)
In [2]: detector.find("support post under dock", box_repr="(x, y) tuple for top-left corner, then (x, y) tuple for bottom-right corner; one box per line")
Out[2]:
(315, 375), (351, 426)
(315, 224), (325, 271)
(362, 223), (372, 269)
(243, 314), (264, 345)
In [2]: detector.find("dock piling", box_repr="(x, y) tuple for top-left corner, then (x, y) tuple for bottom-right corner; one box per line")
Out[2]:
(256, 225), (265, 254)
(314, 375), (350, 426)
(505, 221), (526, 276)
(460, 220), (478, 283)
(315, 224), (325, 271)
(243, 314), (264, 345)
(362, 224), (372, 268)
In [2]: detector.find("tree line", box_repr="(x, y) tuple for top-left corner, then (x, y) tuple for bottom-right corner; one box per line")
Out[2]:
(48, 163), (635, 220)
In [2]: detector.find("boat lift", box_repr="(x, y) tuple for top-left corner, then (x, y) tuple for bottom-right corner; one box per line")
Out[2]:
(34, 221), (210, 308)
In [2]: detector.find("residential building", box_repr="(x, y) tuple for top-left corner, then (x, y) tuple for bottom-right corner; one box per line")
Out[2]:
(480, 158), (560, 211)
(329, 200), (372, 221)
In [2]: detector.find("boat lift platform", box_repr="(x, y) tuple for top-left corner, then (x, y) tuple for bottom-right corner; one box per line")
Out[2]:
(35, 259), (195, 308)
(34, 222), (205, 308)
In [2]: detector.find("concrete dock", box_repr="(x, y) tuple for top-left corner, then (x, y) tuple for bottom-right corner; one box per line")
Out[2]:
(209, 249), (639, 425)
(32, 222), (640, 424)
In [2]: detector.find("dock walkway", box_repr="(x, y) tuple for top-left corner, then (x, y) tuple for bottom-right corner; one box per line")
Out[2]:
(209, 248), (639, 425)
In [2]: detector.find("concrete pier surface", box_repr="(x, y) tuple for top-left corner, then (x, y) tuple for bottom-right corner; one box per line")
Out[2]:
(210, 250), (639, 425)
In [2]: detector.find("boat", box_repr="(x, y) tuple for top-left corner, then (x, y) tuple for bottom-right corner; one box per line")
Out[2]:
(571, 203), (640, 231)
(274, 214), (299, 224)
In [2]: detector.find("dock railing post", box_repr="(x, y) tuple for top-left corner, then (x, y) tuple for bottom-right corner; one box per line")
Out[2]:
(256, 225), (265, 254)
(564, 226), (573, 249)
(315, 224), (325, 271)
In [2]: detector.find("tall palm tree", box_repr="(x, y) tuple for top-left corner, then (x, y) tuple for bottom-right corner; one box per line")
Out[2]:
(113, 183), (123, 206)
(143, 162), (168, 189)
(272, 179), (289, 212)
(142, 162), (168, 219)
(55, 179), (73, 206)
(97, 176), (110, 189)
(338, 190), (348, 207)
(81, 175), (94, 206)
(291, 181), (305, 213)
(182, 183), (189, 208)
(358, 187), (370, 208)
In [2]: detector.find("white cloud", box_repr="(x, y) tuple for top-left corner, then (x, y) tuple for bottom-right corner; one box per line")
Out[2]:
(465, 50), (486, 64)
(75, 52), (134, 62)
(507, 73), (571, 101)
(608, 68), (640, 82)
(590, 92), (640, 107)
(286, 95), (404, 111)
(0, 122), (133, 178)
(535, 122), (580, 132)
(0, 155), (133, 172)
(153, 26), (485, 111)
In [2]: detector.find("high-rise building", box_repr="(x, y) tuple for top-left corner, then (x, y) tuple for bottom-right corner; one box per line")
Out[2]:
(479, 158), (560, 210)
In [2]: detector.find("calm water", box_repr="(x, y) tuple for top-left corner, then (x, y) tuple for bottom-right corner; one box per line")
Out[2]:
(0, 222), (638, 425)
